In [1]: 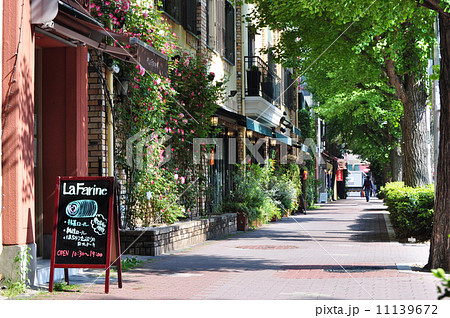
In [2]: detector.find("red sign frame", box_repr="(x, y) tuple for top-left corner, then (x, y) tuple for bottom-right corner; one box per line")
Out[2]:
(49, 176), (122, 294)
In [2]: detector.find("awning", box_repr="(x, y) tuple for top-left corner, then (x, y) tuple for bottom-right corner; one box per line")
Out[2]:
(246, 118), (272, 137)
(322, 150), (340, 163)
(274, 131), (292, 146)
(302, 144), (314, 157)
(32, 0), (169, 77)
(292, 144), (314, 158)
(215, 107), (247, 126)
(292, 126), (301, 138)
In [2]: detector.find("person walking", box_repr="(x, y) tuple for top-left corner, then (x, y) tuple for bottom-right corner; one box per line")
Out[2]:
(362, 175), (373, 202)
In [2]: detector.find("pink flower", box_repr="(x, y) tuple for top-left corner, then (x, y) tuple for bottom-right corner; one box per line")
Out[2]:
(174, 173), (179, 180)
(180, 176), (185, 184)
(138, 65), (146, 76)
(122, 1), (130, 11)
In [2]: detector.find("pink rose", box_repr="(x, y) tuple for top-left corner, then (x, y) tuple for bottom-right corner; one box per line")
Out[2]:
(122, 1), (130, 11)
(139, 65), (145, 76)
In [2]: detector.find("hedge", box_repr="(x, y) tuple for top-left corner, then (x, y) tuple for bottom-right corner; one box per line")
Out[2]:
(381, 182), (435, 241)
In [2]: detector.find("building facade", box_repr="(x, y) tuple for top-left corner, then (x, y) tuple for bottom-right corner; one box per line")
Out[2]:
(0, 0), (305, 284)
(0, 0), (167, 283)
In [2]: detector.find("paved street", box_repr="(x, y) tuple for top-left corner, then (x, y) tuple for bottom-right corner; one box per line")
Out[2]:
(34, 196), (440, 300)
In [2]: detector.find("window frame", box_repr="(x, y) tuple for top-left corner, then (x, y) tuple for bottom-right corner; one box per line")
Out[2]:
(223, 1), (235, 65)
(161, 0), (197, 34)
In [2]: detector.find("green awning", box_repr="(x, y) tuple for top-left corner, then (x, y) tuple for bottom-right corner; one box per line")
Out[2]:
(246, 118), (272, 137)
(302, 144), (314, 157)
(293, 126), (301, 138)
(274, 131), (292, 146)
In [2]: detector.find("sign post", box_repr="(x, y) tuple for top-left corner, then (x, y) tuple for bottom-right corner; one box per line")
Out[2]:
(49, 176), (122, 293)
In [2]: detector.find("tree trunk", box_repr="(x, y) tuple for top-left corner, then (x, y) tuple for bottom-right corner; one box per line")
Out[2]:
(385, 59), (430, 187)
(390, 145), (402, 182)
(427, 13), (450, 271)
(401, 74), (430, 187)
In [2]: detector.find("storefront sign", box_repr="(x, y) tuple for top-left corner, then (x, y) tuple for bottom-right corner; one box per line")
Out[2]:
(131, 38), (169, 78)
(337, 170), (344, 182)
(49, 176), (122, 293)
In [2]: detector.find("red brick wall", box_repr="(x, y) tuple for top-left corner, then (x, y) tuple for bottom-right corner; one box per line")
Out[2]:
(87, 50), (107, 176)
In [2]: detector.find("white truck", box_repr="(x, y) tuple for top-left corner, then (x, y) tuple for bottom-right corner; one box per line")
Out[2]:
(346, 171), (366, 191)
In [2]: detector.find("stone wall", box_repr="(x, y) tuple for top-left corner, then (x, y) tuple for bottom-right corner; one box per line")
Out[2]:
(120, 214), (237, 256)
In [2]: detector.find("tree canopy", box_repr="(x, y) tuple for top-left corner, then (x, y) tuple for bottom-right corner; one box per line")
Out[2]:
(245, 0), (436, 187)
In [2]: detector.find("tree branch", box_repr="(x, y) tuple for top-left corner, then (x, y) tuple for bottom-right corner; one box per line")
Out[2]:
(355, 83), (397, 99)
(416, 0), (446, 15)
(384, 57), (408, 104)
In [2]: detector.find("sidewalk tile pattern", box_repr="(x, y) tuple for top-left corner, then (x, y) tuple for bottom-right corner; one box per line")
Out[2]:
(34, 197), (440, 300)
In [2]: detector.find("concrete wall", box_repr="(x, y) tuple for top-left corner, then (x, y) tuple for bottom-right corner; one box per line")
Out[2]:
(120, 214), (237, 256)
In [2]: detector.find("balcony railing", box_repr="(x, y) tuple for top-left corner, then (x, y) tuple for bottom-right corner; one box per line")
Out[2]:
(245, 56), (281, 107)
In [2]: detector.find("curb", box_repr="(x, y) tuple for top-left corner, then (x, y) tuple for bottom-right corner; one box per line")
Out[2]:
(383, 212), (397, 242)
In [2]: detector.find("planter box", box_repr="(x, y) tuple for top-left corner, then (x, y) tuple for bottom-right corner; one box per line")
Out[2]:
(120, 214), (237, 256)
(237, 212), (249, 231)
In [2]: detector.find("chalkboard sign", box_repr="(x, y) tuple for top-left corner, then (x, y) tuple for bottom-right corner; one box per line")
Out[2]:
(49, 176), (122, 293)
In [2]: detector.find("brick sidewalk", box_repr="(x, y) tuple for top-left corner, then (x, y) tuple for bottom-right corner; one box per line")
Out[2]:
(33, 197), (440, 300)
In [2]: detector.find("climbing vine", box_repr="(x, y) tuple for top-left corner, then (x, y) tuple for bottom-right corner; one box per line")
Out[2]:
(91, 0), (226, 226)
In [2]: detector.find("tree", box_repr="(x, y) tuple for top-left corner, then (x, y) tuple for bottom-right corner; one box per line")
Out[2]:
(316, 90), (403, 184)
(246, 0), (435, 187)
(247, 0), (450, 270)
(413, 0), (450, 271)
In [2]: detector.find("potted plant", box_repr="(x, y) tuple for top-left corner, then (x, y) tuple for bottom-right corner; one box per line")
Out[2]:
(246, 65), (261, 96)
